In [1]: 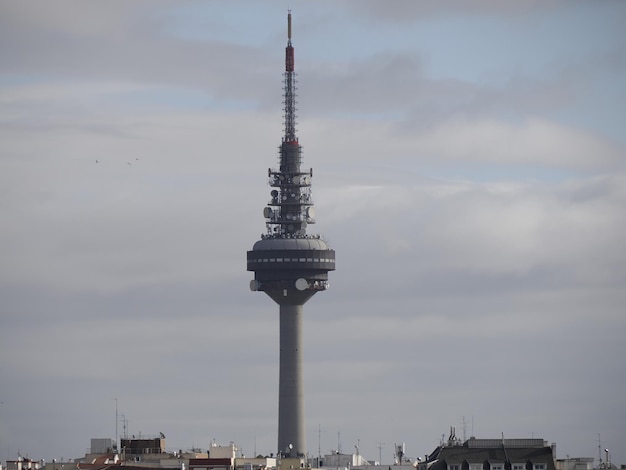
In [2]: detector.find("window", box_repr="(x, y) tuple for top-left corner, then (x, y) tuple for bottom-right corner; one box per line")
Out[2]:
(470, 464), (482, 470)
(513, 465), (525, 470)
(449, 465), (460, 470)
(533, 464), (546, 470)
(492, 465), (504, 470)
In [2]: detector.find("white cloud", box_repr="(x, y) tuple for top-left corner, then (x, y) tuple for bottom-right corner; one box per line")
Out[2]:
(409, 118), (624, 168)
(303, 115), (625, 173)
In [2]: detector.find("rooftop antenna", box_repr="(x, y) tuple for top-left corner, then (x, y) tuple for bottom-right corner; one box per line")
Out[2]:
(121, 414), (128, 439)
(114, 398), (118, 451)
(377, 442), (385, 464)
(317, 424), (326, 461)
(462, 416), (466, 442)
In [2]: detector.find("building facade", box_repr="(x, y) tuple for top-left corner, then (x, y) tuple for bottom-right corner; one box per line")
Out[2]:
(418, 437), (557, 470)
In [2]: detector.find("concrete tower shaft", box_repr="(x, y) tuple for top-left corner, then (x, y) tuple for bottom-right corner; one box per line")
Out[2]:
(247, 12), (335, 458)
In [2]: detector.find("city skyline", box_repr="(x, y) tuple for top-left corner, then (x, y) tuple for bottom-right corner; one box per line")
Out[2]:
(1, 0), (625, 465)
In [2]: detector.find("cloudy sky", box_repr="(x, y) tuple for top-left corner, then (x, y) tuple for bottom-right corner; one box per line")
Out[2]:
(1, 0), (625, 465)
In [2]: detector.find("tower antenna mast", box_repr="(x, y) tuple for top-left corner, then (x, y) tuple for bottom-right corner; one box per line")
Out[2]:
(247, 11), (335, 458)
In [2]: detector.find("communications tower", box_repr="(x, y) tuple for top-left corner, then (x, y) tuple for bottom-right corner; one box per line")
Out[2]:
(247, 12), (335, 458)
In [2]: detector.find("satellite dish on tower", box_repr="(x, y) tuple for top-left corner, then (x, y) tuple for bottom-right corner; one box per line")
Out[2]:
(295, 278), (308, 291)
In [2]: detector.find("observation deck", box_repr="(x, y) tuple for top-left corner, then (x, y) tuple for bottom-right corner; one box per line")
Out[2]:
(248, 236), (335, 298)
